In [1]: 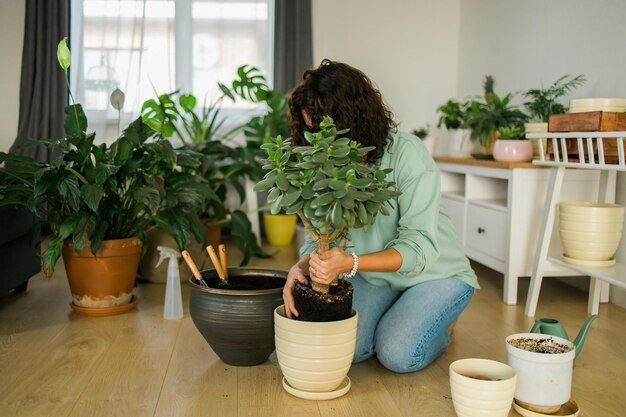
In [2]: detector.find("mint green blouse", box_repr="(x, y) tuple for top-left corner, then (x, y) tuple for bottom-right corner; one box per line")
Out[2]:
(300, 131), (479, 291)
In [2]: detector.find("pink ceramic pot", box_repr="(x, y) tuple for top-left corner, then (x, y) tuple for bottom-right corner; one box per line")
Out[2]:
(493, 140), (534, 163)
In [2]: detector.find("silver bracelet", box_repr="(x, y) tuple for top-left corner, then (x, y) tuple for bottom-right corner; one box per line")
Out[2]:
(344, 253), (359, 279)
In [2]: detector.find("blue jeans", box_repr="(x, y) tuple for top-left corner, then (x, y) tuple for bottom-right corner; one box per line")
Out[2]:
(351, 275), (474, 373)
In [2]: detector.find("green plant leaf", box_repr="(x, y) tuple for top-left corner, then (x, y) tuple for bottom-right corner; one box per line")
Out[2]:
(133, 186), (161, 214)
(73, 214), (97, 254)
(80, 183), (104, 212)
(58, 175), (81, 211)
(64, 104), (88, 139)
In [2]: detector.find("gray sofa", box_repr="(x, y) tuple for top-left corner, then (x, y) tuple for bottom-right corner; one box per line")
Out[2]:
(0, 205), (40, 297)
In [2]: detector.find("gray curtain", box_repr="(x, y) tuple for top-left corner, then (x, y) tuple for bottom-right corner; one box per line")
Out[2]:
(10, 0), (69, 162)
(273, 0), (313, 94)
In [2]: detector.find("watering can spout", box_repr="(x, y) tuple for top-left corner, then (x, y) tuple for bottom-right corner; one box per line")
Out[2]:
(573, 314), (597, 359)
(529, 315), (597, 359)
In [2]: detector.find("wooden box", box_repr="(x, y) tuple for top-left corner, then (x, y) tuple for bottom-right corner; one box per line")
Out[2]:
(547, 111), (626, 163)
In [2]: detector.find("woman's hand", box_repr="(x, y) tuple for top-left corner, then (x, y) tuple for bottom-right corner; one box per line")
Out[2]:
(284, 262), (308, 319)
(308, 248), (353, 285)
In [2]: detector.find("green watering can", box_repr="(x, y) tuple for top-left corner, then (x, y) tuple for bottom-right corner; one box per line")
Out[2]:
(530, 315), (597, 359)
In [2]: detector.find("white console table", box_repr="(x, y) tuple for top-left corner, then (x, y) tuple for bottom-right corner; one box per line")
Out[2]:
(435, 156), (602, 305)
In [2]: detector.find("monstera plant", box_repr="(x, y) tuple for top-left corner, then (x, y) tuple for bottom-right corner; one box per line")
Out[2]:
(254, 117), (399, 320)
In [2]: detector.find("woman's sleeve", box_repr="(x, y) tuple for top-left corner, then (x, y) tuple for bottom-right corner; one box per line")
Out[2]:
(383, 145), (441, 274)
(299, 232), (317, 257)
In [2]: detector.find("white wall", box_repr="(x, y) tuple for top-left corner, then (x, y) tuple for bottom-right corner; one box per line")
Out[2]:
(311, 0), (461, 144)
(457, 0), (626, 102)
(456, 0), (626, 307)
(0, 0), (24, 153)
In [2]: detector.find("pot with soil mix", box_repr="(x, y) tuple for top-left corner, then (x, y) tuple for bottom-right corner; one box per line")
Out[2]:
(188, 267), (287, 366)
(255, 117), (400, 398)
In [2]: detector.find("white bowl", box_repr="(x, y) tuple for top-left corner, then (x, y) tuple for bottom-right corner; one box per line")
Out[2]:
(449, 358), (516, 417)
(560, 220), (624, 234)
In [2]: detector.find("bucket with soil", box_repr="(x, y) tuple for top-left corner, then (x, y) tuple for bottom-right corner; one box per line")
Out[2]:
(505, 333), (576, 414)
(188, 267), (287, 366)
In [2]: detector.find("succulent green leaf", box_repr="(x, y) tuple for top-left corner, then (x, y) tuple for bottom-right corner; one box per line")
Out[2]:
(311, 192), (334, 208)
(254, 177), (275, 192)
(280, 188), (301, 207)
(276, 171), (289, 191)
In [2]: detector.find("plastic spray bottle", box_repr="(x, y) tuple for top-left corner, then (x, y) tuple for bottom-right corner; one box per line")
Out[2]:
(156, 246), (183, 320)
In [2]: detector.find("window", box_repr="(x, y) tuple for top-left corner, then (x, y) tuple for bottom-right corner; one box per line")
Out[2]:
(70, 0), (274, 142)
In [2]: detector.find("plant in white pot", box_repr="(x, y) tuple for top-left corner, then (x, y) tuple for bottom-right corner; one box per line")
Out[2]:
(254, 117), (400, 398)
(436, 99), (471, 157)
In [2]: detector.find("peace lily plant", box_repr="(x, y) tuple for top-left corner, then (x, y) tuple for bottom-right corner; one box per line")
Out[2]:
(254, 117), (400, 295)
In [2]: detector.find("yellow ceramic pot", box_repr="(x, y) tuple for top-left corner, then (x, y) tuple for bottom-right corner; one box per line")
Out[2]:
(264, 213), (297, 246)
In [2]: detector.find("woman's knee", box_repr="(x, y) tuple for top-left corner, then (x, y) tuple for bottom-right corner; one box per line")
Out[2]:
(375, 338), (447, 373)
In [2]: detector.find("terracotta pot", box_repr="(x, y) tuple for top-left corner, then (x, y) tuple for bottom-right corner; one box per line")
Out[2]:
(62, 237), (141, 309)
(188, 267), (287, 366)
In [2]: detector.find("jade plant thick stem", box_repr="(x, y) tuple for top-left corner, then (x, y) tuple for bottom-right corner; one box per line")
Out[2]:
(254, 117), (400, 294)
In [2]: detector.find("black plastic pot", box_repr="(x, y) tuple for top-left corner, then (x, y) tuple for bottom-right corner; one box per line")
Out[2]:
(188, 267), (287, 366)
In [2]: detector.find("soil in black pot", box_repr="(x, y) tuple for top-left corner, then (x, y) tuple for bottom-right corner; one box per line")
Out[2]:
(200, 275), (285, 290)
(294, 279), (353, 322)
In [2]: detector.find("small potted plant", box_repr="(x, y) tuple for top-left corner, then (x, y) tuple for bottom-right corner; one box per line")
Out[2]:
(523, 74), (586, 133)
(436, 99), (471, 157)
(0, 39), (210, 316)
(492, 124), (533, 163)
(254, 117), (400, 397)
(465, 75), (528, 158)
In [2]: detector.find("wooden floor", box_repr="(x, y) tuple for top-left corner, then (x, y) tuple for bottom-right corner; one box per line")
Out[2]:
(1, 241), (625, 417)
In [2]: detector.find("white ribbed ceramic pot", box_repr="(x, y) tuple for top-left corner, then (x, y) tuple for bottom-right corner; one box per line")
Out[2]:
(449, 359), (517, 417)
(506, 333), (575, 411)
(274, 305), (358, 392)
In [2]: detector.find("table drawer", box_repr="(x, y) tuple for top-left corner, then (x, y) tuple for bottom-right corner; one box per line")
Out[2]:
(466, 204), (507, 262)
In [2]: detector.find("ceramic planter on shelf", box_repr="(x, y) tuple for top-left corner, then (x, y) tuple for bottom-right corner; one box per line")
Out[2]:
(63, 237), (141, 316)
(188, 267), (287, 366)
(448, 128), (472, 157)
(506, 333), (575, 414)
(493, 140), (534, 163)
(558, 201), (625, 266)
(274, 305), (358, 400)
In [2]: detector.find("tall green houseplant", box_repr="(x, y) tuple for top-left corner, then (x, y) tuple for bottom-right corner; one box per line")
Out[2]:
(524, 74), (586, 122)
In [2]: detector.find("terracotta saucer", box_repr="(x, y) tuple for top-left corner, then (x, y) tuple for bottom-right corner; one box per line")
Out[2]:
(70, 295), (139, 317)
(513, 399), (579, 417)
(562, 254), (616, 268)
(282, 376), (351, 400)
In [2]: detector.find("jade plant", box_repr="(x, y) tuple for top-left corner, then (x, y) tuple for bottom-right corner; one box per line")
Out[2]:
(254, 117), (400, 294)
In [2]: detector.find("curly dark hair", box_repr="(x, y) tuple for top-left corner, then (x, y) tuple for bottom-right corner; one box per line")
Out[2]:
(288, 59), (397, 163)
